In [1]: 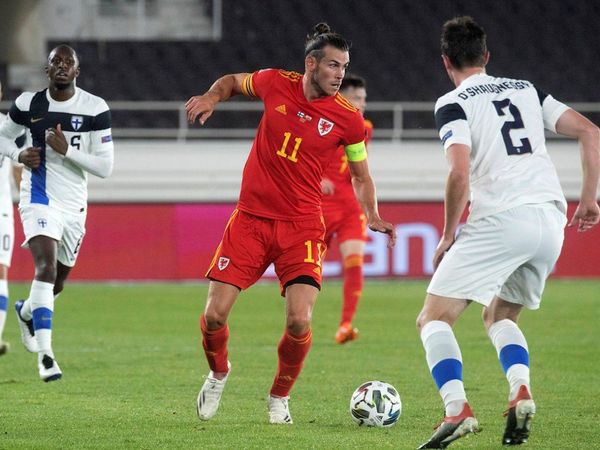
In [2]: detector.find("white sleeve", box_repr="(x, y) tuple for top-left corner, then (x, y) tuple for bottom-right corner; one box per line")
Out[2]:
(64, 129), (114, 178)
(434, 99), (471, 152)
(541, 94), (569, 133)
(0, 114), (26, 161)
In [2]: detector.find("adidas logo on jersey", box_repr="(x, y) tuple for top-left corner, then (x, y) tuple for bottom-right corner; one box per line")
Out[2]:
(275, 104), (287, 115)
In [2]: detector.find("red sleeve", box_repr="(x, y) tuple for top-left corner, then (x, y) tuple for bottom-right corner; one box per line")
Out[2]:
(342, 112), (367, 146)
(241, 69), (278, 100)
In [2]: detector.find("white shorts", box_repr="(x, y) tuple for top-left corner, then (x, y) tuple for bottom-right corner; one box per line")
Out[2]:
(0, 210), (14, 267)
(19, 204), (87, 267)
(427, 202), (566, 310)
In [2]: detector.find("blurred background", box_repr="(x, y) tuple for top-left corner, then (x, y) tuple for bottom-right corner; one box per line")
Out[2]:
(1, 0), (599, 281)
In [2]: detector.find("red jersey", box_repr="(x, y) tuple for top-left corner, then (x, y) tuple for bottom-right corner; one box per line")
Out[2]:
(237, 69), (366, 221)
(321, 119), (373, 214)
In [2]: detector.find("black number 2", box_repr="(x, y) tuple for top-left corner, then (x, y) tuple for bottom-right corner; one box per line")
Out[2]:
(492, 99), (532, 155)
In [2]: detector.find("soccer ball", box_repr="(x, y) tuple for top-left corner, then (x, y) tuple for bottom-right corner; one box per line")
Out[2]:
(350, 380), (402, 427)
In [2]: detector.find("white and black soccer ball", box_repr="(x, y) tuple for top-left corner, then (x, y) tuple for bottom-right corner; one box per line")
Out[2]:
(349, 380), (402, 427)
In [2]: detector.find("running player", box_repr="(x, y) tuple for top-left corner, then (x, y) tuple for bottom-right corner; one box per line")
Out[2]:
(0, 45), (114, 381)
(0, 80), (24, 356)
(186, 23), (396, 424)
(416, 17), (599, 448)
(320, 74), (372, 344)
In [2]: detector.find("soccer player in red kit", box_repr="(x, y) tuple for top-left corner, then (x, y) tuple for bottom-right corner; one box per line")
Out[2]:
(186, 23), (396, 424)
(320, 74), (372, 344)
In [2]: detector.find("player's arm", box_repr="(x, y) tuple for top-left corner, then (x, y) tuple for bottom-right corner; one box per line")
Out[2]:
(47, 106), (114, 178)
(555, 109), (600, 232)
(348, 153), (396, 248)
(1, 99), (42, 168)
(434, 143), (470, 270)
(186, 73), (252, 125)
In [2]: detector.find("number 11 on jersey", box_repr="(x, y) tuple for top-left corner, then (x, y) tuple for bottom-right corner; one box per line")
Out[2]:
(277, 132), (302, 162)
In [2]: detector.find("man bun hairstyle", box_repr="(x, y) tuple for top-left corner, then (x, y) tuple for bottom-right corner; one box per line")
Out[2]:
(441, 16), (487, 69)
(305, 22), (351, 61)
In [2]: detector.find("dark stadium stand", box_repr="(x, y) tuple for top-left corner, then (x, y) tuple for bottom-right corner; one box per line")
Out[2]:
(39, 0), (598, 104)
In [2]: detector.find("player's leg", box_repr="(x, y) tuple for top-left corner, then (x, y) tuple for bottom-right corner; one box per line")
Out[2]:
(268, 281), (318, 424)
(197, 209), (269, 420)
(0, 265), (9, 355)
(54, 262), (72, 297)
(28, 235), (62, 381)
(416, 295), (479, 449)
(197, 280), (240, 420)
(268, 216), (324, 424)
(0, 211), (14, 355)
(486, 203), (565, 445)
(336, 238), (365, 344)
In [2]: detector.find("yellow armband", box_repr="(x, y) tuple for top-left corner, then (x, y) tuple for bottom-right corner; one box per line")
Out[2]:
(345, 141), (367, 162)
(241, 74), (257, 97)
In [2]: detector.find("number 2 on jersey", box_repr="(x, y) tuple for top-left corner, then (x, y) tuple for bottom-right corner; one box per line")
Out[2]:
(492, 99), (532, 155)
(277, 132), (302, 162)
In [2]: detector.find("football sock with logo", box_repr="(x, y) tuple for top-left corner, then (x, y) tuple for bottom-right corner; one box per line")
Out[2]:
(0, 280), (8, 340)
(200, 314), (230, 374)
(30, 280), (55, 356)
(270, 329), (312, 398)
(341, 254), (363, 324)
(421, 320), (467, 417)
(488, 319), (531, 400)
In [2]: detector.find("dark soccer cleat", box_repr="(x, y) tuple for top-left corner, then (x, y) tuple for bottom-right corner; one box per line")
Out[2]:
(418, 403), (479, 449)
(38, 354), (62, 382)
(0, 341), (9, 356)
(503, 385), (535, 446)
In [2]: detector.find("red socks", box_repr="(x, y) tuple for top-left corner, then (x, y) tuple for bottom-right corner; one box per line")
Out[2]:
(341, 254), (363, 324)
(270, 329), (312, 397)
(200, 314), (230, 373)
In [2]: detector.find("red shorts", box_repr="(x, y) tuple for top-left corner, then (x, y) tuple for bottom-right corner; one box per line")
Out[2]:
(323, 207), (367, 246)
(206, 209), (326, 294)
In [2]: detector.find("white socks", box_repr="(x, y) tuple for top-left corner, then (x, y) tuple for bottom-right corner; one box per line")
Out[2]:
(421, 320), (467, 416)
(29, 280), (55, 356)
(488, 319), (531, 401)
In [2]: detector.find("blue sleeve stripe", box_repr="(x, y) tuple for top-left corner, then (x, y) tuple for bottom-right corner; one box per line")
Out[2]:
(435, 103), (467, 131)
(92, 110), (112, 131)
(8, 103), (29, 126)
(32, 307), (53, 331)
(499, 344), (529, 373)
(535, 86), (548, 106)
(431, 358), (463, 389)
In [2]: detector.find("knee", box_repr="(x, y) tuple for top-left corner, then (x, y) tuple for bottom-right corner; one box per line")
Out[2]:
(286, 313), (311, 335)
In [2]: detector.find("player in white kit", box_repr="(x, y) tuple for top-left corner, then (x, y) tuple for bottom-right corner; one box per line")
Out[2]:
(0, 45), (114, 381)
(0, 80), (24, 356)
(416, 17), (600, 449)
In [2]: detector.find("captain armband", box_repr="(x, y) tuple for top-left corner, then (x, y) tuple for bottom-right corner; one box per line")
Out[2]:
(344, 141), (367, 162)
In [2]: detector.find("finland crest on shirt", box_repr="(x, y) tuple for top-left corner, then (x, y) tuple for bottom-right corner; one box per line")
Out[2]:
(434, 73), (569, 221)
(1, 87), (113, 213)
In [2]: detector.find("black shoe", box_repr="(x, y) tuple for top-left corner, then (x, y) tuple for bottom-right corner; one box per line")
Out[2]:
(418, 403), (479, 449)
(503, 385), (535, 446)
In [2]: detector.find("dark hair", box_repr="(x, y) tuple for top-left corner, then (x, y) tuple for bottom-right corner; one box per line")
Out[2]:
(441, 16), (487, 69)
(304, 22), (351, 61)
(340, 73), (366, 91)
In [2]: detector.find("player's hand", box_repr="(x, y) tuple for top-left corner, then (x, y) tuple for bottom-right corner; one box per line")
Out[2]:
(18, 147), (42, 169)
(321, 178), (335, 195)
(45, 123), (68, 155)
(568, 201), (600, 232)
(186, 93), (217, 125)
(432, 235), (455, 271)
(368, 217), (396, 248)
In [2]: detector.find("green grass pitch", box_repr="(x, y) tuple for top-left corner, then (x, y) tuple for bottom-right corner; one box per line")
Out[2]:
(0, 280), (598, 449)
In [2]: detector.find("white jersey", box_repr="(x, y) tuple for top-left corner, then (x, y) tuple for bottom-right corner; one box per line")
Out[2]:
(435, 73), (569, 221)
(0, 112), (16, 214)
(0, 87), (114, 213)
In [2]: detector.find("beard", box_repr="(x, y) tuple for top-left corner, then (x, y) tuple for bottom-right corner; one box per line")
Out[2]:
(54, 81), (71, 90)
